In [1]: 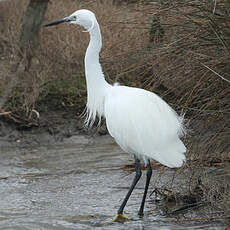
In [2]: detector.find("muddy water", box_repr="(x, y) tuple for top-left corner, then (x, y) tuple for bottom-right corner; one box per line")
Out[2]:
(0, 134), (227, 229)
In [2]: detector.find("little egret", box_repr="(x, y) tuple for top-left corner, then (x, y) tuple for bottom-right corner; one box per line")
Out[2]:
(44, 9), (186, 221)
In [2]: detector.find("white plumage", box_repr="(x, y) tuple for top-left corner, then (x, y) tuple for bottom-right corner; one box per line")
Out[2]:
(44, 9), (186, 219)
(105, 85), (186, 167)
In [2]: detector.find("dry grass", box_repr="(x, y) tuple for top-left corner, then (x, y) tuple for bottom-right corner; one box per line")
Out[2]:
(0, 0), (229, 214)
(0, 0), (145, 110)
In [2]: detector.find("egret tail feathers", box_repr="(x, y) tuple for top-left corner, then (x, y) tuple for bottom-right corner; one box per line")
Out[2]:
(152, 139), (186, 168)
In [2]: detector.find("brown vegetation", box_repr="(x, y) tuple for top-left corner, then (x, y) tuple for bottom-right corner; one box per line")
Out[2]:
(0, 0), (229, 216)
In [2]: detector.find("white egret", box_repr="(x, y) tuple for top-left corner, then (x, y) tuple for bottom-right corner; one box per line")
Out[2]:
(44, 9), (186, 221)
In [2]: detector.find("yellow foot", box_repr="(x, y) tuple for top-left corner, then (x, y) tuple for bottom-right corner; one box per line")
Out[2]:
(112, 214), (131, 223)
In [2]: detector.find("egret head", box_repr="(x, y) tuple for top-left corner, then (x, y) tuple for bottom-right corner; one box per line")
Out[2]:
(44, 9), (96, 32)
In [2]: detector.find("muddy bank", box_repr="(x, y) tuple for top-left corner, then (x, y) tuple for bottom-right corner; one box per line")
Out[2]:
(0, 104), (88, 148)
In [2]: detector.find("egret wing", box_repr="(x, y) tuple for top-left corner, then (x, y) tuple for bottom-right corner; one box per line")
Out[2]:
(104, 86), (186, 168)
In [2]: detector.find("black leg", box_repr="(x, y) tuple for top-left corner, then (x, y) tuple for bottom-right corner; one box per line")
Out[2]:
(117, 156), (142, 215)
(138, 159), (152, 216)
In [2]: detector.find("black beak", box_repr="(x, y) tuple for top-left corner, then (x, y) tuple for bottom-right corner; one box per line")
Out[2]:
(43, 17), (70, 27)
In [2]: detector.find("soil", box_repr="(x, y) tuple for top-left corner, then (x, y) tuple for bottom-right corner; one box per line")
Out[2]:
(0, 102), (95, 149)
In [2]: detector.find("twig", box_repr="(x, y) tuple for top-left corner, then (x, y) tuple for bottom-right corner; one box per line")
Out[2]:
(170, 202), (205, 214)
(0, 111), (11, 116)
(200, 62), (230, 84)
(213, 0), (217, 14)
(176, 215), (230, 223)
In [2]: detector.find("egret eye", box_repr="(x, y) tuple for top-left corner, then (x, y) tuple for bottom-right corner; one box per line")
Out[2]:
(72, 15), (77, 20)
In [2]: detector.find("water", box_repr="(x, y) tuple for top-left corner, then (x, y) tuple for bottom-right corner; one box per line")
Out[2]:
(0, 135), (227, 229)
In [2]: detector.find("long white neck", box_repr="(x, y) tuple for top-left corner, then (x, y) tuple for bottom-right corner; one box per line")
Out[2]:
(84, 20), (111, 127)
